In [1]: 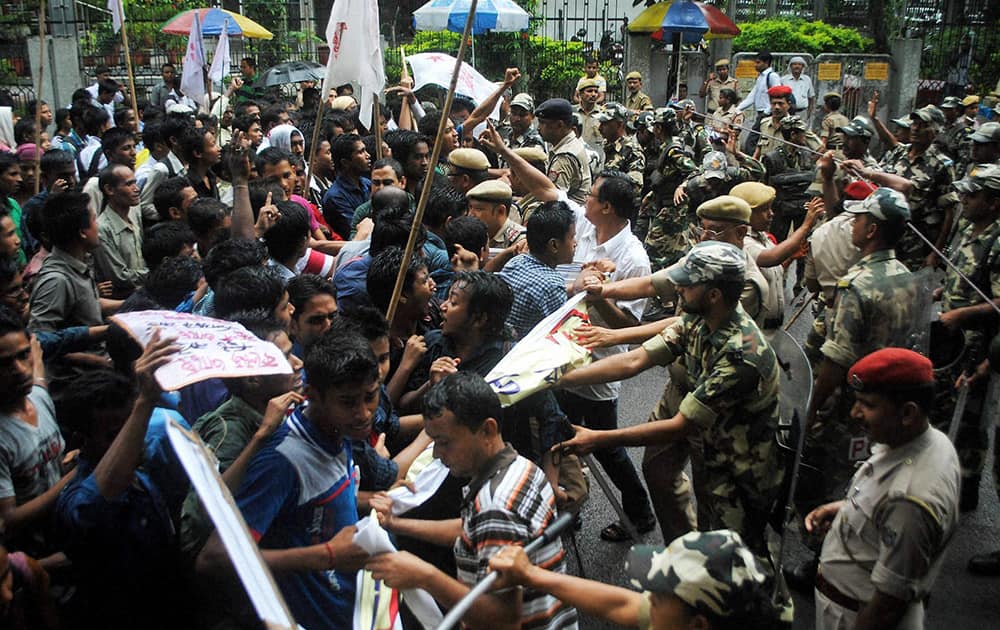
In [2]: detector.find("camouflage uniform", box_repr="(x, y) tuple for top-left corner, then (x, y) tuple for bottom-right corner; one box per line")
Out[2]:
(547, 131), (592, 205)
(679, 120), (712, 163)
(812, 249), (918, 503)
(637, 241), (783, 551)
(509, 127), (546, 152)
(626, 530), (790, 628)
(932, 167), (1000, 502)
(763, 141), (816, 241)
(645, 135), (698, 270)
(641, 303), (783, 551)
(603, 134), (646, 191)
(882, 144), (960, 270)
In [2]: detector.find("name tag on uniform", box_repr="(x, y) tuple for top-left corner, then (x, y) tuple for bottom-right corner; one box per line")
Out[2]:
(849, 436), (870, 461)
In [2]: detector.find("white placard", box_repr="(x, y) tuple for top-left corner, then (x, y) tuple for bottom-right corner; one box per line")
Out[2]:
(165, 420), (297, 629)
(111, 310), (292, 390)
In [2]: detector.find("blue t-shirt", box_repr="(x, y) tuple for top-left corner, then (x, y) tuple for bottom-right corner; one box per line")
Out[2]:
(144, 396), (191, 519)
(332, 253), (372, 313)
(236, 407), (359, 630)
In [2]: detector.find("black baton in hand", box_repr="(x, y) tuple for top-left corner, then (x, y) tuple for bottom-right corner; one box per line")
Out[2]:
(438, 511), (576, 630)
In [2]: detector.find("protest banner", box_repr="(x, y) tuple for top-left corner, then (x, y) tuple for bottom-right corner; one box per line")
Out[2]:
(406, 52), (503, 120)
(485, 293), (592, 407)
(165, 420), (297, 630)
(111, 310), (292, 391)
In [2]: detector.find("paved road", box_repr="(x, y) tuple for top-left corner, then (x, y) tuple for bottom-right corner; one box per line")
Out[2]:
(561, 298), (1000, 629)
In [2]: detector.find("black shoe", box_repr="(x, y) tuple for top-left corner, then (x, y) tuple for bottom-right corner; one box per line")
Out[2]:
(960, 477), (981, 512)
(782, 558), (818, 594)
(968, 550), (1000, 576)
(599, 517), (656, 542)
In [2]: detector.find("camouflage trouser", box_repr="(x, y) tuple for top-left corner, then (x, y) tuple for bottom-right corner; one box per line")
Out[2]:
(633, 212), (650, 243)
(896, 221), (941, 271)
(641, 363), (705, 542)
(644, 203), (694, 272)
(931, 361), (990, 491)
(803, 303), (828, 369)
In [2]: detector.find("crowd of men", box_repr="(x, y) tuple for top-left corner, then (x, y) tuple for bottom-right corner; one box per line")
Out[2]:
(0, 45), (997, 630)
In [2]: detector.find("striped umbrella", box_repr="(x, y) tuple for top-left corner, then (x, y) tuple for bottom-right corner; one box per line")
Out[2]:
(628, 0), (741, 43)
(413, 0), (530, 36)
(161, 8), (273, 40)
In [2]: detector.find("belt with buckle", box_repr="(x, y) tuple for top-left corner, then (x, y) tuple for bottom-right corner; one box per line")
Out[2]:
(815, 569), (863, 612)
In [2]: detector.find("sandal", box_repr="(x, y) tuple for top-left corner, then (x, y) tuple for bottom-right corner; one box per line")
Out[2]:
(599, 519), (655, 542)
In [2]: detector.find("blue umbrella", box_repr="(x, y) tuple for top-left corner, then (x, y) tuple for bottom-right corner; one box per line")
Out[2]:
(413, 0), (531, 35)
(660, 0), (710, 44)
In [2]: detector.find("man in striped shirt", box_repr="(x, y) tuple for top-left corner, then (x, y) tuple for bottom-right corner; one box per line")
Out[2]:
(367, 373), (578, 629)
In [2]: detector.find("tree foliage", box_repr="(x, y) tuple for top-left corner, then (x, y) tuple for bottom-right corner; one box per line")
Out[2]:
(733, 18), (874, 57)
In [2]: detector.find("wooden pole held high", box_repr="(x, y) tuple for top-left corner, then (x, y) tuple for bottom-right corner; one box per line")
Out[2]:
(373, 94), (383, 160)
(117, 0), (142, 139)
(33, 0), (47, 195)
(386, 0), (481, 326)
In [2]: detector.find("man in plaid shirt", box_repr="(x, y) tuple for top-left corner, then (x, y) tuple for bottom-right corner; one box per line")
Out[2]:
(367, 373), (579, 629)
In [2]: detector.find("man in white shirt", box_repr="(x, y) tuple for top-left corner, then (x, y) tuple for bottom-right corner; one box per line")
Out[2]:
(737, 51), (781, 155)
(782, 56), (816, 122)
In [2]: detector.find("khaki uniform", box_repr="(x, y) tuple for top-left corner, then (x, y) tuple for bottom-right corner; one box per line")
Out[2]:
(807, 151), (880, 199)
(489, 217), (527, 249)
(817, 428), (960, 629)
(603, 133), (646, 190)
(757, 116), (822, 157)
(573, 103), (605, 153)
(625, 91), (654, 112)
(882, 144), (960, 270)
(640, 301), (784, 552)
(744, 231), (785, 328)
(820, 112), (852, 150)
(712, 105), (745, 134)
(515, 193), (544, 227)
(547, 131), (592, 205)
(704, 76), (740, 113)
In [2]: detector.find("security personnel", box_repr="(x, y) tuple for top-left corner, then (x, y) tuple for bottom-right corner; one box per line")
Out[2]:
(446, 147), (492, 195)
(624, 71), (653, 113)
(675, 147), (766, 220)
(632, 110), (660, 241)
(881, 105), (959, 270)
(535, 98), (591, 205)
(700, 58), (741, 114)
(507, 93), (546, 153)
(674, 99), (711, 163)
(574, 78), (605, 153)
(819, 92), (852, 152)
(732, 181), (824, 330)
(596, 102), (645, 192)
(466, 179), (525, 250)
(554, 240), (784, 553)
(808, 348), (959, 630)
(967, 122), (1000, 174)
(933, 164), (1000, 514)
(805, 189), (918, 547)
(763, 115), (818, 242)
(509, 146), (548, 226)
(644, 107), (698, 271)
(809, 116), (880, 206)
(935, 96), (967, 161)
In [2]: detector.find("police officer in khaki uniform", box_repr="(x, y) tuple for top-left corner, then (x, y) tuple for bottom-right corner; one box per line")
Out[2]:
(535, 98), (592, 205)
(596, 102), (646, 192)
(509, 147), (548, 226)
(624, 71), (653, 113)
(807, 348), (959, 630)
(574, 78), (605, 153)
(466, 179), (525, 250)
(700, 58), (741, 114)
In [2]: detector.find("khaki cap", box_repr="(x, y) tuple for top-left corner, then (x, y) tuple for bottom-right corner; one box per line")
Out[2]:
(714, 58), (731, 67)
(626, 71), (642, 80)
(696, 195), (752, 224)
(729, 182), (777, 209)
(466, 179), (512, 202)
(578, 78), (601, 91)
(513, 146), (547, 164)
(448, 148), (490, 171)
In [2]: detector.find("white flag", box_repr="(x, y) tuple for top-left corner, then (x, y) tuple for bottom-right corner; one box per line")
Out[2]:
(208, 19), (230, 84)
(107, 0), (124, 34)
(180, 12), (207, 109)
(323, 0), (385, 129)
(406, 52), (502, 121)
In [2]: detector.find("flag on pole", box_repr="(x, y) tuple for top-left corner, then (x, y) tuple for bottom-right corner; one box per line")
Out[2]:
(180, 12), (207, 108)
(208, 19), (231, 84)
(322, 0), (385, 129)
(107, 0), (125, 34)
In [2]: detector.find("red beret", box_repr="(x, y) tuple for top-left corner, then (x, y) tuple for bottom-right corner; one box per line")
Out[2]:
(844, 180), (878, 200)
(767, 85), (793, 97)
(848, 348), (933, 392)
